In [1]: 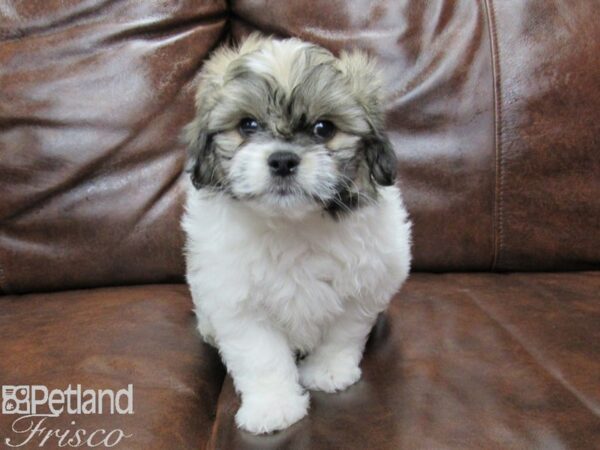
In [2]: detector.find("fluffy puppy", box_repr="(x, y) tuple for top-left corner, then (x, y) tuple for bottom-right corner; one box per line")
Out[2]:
(182, 34), (411, 434)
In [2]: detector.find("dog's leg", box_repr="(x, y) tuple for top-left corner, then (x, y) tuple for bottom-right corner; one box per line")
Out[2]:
(298, 305), (378, 393)
(215, 317), (309, 434)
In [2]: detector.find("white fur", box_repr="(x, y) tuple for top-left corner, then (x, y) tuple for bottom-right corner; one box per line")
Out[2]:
(183, 183), (411, 433)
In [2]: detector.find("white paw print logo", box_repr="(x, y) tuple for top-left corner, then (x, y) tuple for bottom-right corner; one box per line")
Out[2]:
(2, 386), (30, 414)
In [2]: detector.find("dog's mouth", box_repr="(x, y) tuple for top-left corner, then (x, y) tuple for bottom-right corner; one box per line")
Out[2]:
(265, 178), (306, 198)
(272, 189), (294, 197)
(254, 179), (323, 212)
(269, 186), (300, 197)
(229, 168), (336, 216)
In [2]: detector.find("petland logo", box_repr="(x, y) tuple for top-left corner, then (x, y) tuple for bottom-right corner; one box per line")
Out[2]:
(1, 385), (134, 448)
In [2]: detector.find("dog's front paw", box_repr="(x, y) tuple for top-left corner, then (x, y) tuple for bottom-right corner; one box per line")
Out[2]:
(235, 389), (309, 434)
(299, 354), (361, 393)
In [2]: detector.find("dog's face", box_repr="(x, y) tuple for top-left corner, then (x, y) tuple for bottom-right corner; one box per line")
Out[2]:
(185, 35), (396, 218)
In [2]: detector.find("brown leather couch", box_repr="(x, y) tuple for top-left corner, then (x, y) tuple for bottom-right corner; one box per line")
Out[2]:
(1, 1), (599, 449)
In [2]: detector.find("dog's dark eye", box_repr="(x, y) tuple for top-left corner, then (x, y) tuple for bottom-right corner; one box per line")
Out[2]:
(239, 118), (260, 136)
(313, 120), (336, 140)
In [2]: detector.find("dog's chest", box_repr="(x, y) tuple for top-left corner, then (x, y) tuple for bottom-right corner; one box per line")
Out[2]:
(246, 223), (381, 350)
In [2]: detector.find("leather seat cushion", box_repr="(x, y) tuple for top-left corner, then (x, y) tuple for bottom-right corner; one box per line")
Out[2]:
(208, 272), (600, 449)
(1, 274), (598, 449)
(0, 284), (225, 449)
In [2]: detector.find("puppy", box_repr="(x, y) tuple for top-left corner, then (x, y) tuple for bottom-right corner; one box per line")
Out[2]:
(182, 34), (411, 434)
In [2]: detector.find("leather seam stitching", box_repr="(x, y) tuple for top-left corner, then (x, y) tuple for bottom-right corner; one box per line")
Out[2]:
(483, 0), (505, 271)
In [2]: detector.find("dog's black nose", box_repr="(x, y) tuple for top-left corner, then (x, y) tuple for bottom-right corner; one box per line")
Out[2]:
(267, 151), (300, 177)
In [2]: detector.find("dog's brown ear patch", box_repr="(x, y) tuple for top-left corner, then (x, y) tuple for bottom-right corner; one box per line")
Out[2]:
(183, 118), (220, 190)
(338, 51), (395, 187)
(364, 133), (397, 187)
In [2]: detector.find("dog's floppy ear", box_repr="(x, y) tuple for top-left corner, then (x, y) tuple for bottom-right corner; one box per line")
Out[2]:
(184, 64), (226, 190)
(364, 133), (397, 186)
(337, 50), (396, 186)
(183, 117), (218, 189)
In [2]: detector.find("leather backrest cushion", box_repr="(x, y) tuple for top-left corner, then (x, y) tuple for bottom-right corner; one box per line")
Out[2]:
(232, 0), (498, 272)
(487, 0), (600, 270)
(0, 0), (227, 293)
(231, 0), (600, 272)
(1, 0), (598, 293)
